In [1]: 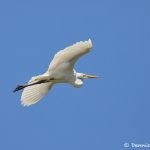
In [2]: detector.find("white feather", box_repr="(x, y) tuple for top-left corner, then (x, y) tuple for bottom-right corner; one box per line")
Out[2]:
(21, 82), (53, 106)
(48, 39), (92, 72)
(15, 39), (96, 106)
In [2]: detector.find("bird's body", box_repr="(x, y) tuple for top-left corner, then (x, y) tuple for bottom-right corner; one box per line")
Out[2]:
(14, 39), (98, 106)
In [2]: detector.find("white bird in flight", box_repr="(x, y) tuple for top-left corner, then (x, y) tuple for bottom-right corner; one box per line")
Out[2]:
(14, 39), (98, 106)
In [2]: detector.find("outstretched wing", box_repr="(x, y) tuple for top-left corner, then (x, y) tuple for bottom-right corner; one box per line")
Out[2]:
(21, 82), (53, 106)
(48, 39), (93, 72)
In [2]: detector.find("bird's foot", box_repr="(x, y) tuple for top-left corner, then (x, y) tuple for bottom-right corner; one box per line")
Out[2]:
(13, 85), (26, 92)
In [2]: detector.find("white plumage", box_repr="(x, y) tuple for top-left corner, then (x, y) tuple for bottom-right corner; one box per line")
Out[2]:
(14, 39), (98, 106)
(21, 82), (53, 106)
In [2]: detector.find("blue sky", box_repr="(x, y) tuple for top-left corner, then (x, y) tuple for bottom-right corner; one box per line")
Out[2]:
(0, 0), (150, 149)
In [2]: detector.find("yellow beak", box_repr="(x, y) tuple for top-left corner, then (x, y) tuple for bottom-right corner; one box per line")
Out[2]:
(85, 74), (99, 78)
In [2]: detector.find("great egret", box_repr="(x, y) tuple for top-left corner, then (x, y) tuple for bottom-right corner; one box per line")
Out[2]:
(14, 39), (98, 106)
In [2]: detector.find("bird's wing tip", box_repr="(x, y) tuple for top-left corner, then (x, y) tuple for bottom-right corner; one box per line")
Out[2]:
(88, 38), (91, 42)
(21, 101), (31, 107)
(87, 38), (92, 48)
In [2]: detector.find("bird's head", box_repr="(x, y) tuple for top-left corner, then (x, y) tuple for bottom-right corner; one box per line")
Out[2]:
(73, 72), (99, 88)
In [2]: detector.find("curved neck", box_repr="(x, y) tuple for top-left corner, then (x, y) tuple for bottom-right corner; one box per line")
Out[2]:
(72, 71), (83, 88)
